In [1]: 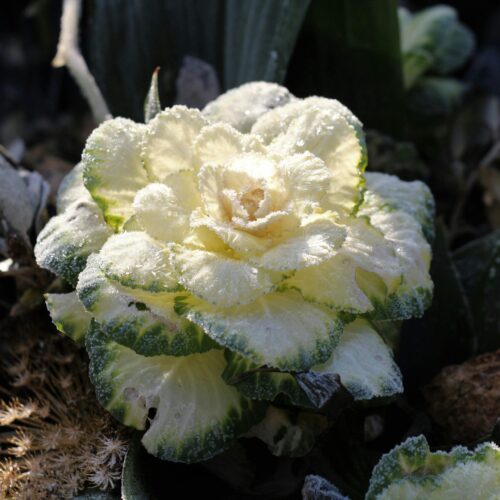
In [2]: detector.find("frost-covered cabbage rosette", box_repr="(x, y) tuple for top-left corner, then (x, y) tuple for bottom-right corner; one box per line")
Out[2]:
(366, 436), (500, 499)
(34, 82), (434, 463)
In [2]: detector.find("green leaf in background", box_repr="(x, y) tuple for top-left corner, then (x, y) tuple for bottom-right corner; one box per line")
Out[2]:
(224, 0), (311, 89)
(407, 76), (465, 117)
(399, 5), (475, 89)
(87, 0), (223, 120)
(286, 0), (405, 137)
(121, 435), (150, 500)
(302, 474), (349, 500)
(87, 0), (310, 120)
(454, 230), (500, 354)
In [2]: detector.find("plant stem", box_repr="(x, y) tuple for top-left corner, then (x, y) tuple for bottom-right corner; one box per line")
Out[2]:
(53, 0), (111, 124)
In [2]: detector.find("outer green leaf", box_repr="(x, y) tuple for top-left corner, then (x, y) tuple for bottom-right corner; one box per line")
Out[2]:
(45, 291), (92, 344)
(82, 117), (148, 230)
(366, 435), (500, 500)
(222, 350), (340, 409)
(224, 0), (311, 89)
(175, 290), (342, 371)
(312, 319), (402, 401)
(223, 319), (399, 404)
(454, 230), (500, 353)
(77, 254), (213, 356)
(35, 200), (112, 285)
(86, 325), (266, 463)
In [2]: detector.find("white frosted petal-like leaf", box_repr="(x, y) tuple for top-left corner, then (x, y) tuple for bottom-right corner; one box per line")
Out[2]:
(196, 164), (227, 221)
(339, 217), (402, 293)
(312, 319), (403, 401)
(202, 81), (295, 133)
(172, 246), (273, 308)
(45, 291), (92, 344)
(367, 435), (500, 500)
(56, 163), (91, 213)
(287, 254), (373, 313)
(98, 231), (178, 292)
(364, 172), (435, 240)
(190, 210), (272, 255)
(176, 290), (342, 371)
(194, 122), (264, 168)
(143, 106), (208, 182)
(252, 96), (362, 143)
(253, 216), (346, 271)
(359, 174), (434, 319)
(77, 254), (213, 356)
(252, 98), (366, 214)
(82, 117), (148, 230)
(35, 200), (112, 285)
(133, 175), (200, 243)
(279, 152), (331, 212)
(194, 123), (243, 167)
(86, 327), (265, 463)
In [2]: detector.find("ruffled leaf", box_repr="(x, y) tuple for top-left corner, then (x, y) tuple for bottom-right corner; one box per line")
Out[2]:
(367, 435), (500, 500)
(172, 246), (274, 308)
(358, 173), (434, 320)
(132, 176), (200, 243)
(252, 215), (346, 271)
(45, 291), (92, 344)
(312, 319), (403, 401)
(176, 290), (342, 371)
(86, 325), (266, 463)
(224, 319), (401, 404)
(202, 82), (295, 133)
(77, 254), (213, 356)
(364, 172), (435, 241)
(82, 118), (148, 230)
(142, 106), (207, 181)
(98, 231), (178, 293)
(35, 200), (112, 285)
(223, 350), (345, 409)
(252, 98), (367, 215)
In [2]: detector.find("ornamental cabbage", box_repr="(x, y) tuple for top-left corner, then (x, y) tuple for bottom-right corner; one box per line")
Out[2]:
(34, 82), (434, 462)
(366, 435), (500, 499)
